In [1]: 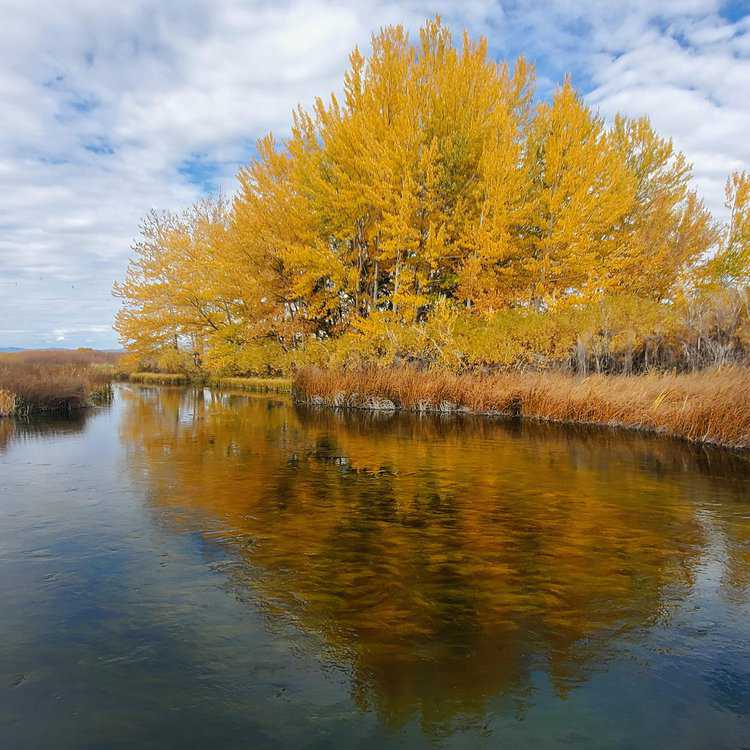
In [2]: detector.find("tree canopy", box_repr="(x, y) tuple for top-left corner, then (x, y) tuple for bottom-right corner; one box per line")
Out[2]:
(115, 18), (750, 375)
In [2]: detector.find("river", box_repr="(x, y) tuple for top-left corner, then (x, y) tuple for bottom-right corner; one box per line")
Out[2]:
(1, 384), (749, 748)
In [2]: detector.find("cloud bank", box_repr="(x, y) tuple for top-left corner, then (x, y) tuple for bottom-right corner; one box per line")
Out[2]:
(1, 0), (747, 348)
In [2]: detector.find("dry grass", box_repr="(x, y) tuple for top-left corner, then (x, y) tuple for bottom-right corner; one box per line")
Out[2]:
(0, 348), (121, 366)
(0, 389), (16, 417)
(294, 366), (750, 449)
(214, 376), (292, 393)
(129, 372), (189, 385)
(0, 363), (110, 416)
(0, 349), (119, 417)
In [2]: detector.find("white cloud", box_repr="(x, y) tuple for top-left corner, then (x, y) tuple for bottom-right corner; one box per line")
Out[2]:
(0, 0), (747, 348)
(585, 14), (750, 216)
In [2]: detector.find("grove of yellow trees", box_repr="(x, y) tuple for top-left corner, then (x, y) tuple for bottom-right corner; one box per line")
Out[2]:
(114, 19), (750, 376)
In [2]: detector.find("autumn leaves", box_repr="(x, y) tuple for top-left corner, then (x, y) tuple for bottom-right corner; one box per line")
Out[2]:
(114, 18), (750, 376)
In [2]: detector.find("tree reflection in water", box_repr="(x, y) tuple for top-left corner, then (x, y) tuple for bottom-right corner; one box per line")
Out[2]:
(118, 385), (750, 733)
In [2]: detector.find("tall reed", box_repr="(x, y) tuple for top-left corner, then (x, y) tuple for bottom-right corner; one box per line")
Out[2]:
(0, 389), (16, 417)
(0, 350), (118, 417)
(294, 366), (750, 449)
(0, 349), (121, 367)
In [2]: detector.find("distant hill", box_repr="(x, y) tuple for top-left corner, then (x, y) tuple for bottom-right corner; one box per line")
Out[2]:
(0, 347), (23, 353)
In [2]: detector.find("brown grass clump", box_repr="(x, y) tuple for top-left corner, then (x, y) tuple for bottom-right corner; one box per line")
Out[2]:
(0, 349), (117, 417)
(0, 389), (16, 417)
(294, 366), (750, 449)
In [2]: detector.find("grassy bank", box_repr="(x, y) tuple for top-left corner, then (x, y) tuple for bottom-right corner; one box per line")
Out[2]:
(129, 372), (189, 385)
(0, 350), (117, 417)
(212, 376), (291, 393)
(294, 367), (750, 449)
(127, 372), (292, 391)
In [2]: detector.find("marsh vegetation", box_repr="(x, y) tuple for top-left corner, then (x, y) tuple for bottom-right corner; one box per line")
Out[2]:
(0, 349), (119, 417)
(294, 365), (750, 448)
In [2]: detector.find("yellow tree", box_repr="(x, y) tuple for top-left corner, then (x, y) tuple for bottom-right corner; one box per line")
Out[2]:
(702, 171), (750, 285)
(231, 133), (323, 364)
(116, 17), (741, 375)
(517, 80), (635, 309)
(114, 196), (233, 368)
(610, 115), (717, 300)
(455, 57), (534, 311)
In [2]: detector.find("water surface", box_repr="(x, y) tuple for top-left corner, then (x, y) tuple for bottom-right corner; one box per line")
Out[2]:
(1, 385), (749, 748)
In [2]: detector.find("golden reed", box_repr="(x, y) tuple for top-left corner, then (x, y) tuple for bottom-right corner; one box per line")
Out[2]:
(0, 389), (16, 417)
(294, 366), (750, 449)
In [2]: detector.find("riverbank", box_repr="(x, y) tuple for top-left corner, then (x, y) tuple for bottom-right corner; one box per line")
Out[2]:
(212, 376), (291, 393)
(293, 366), (750, 449)
(127, 373), (291, 392)
(129, 372), (189, 385)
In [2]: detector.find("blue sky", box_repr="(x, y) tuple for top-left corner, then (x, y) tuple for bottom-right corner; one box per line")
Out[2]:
(1, 0), (749, 349)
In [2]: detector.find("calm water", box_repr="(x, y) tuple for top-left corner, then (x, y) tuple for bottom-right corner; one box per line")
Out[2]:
(1, 385), (750, 749)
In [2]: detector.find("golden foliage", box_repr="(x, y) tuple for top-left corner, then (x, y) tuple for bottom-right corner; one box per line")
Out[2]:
(0, 389), (16, 417)
(113, 18), (749, 376)
(700, 171), (750, 285)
